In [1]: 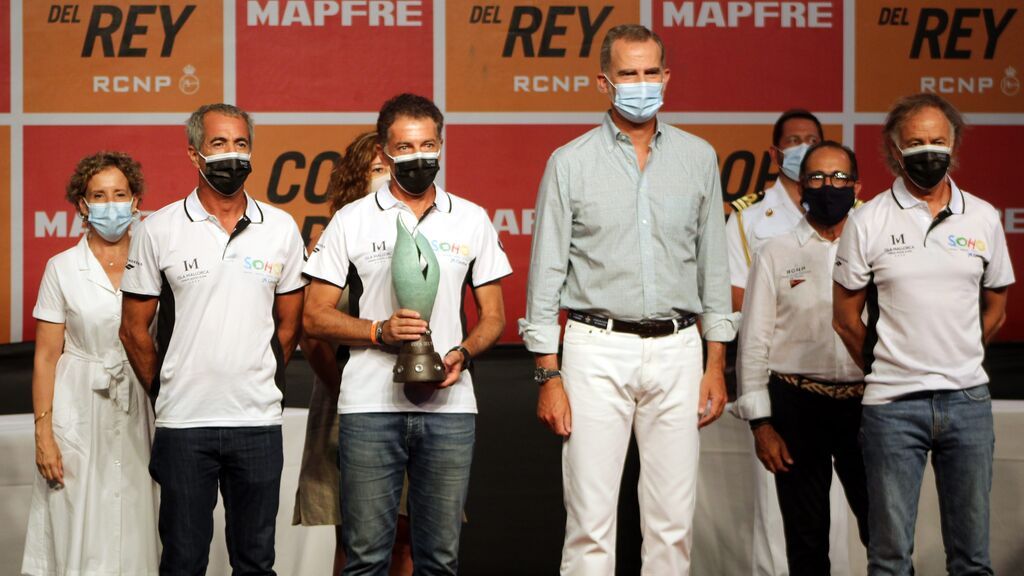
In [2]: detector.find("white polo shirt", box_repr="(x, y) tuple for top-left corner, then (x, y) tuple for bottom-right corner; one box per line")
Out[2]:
(303, 185), (512, 415)
(122, 190), (308, 427)
(833, 177), (1014, 404)
(735, 218), (864, 420)
(726, 179), (804, 289)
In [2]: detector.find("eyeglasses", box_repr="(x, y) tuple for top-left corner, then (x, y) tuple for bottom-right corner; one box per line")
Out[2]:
(779, 135), (820, 148)
(804, 171), (853, 189)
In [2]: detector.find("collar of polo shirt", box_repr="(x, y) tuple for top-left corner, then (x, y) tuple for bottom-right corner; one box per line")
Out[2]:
(601, 112), (664, 152)
(890, 177), (965, 216)
(374, 184), (453, 214)
(183, 189), (265, 225)
(794, 217), (837, 246)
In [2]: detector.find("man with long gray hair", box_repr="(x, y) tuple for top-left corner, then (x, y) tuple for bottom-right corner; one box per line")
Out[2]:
(833, 93), (1013, 574)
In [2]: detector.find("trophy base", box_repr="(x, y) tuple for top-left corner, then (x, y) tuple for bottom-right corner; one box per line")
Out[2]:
(393, 332), (446, 384)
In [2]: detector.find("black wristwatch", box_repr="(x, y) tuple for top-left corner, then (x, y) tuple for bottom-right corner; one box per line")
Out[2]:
(448, 345), (472, 369)
(375, 321), (386, 347)
(749, 418), (772, 430)
(533, 367), (561, 385)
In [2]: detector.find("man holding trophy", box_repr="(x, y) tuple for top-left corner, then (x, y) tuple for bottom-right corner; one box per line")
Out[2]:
(303, 93), (511, 575)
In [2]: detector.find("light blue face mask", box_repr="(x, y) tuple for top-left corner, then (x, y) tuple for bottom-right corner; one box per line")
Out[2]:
(87, 201), (134, 242)
(779, 142), (811, 181)
(604, 75), (664, 124)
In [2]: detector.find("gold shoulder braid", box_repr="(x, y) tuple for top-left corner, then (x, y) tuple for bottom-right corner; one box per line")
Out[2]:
(730, 190), (766, 212)
(730, 190), (765, 266)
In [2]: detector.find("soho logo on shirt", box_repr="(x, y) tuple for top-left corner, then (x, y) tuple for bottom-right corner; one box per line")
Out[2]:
(363, 237), (474, 267)
(947, 234), (988, 255)
(243, 256), (284, 284)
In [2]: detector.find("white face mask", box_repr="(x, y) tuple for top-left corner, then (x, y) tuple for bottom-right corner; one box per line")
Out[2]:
(604, 75), (664, 123)
(779, 143), (811, 181)
(86, 201), (134, 242)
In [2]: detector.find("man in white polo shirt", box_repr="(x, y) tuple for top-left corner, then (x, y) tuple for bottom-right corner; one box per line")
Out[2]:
(303, 93), (511, 575)
(833, 93), (1013, 575)
(120, 103), (307, 575)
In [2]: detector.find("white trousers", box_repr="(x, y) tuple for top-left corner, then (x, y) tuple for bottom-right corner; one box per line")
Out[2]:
(559, 319), (703, 576)
(749, 433), (852, 576)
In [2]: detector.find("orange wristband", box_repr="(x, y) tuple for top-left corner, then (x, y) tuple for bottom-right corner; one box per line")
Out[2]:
(369, 321), (380, 345)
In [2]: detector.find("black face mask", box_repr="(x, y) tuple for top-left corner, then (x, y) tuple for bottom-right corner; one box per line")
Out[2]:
(900, 145), (951, 191)
(389, 152), (440, 197)
(199, 152), (252, 197)
(801, 185), (855, 227)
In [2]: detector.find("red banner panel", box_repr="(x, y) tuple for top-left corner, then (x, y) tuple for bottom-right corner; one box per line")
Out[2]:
(654, 0), (844, 112)
(237, 0), (432, 111)
(446, 124), (592, 343)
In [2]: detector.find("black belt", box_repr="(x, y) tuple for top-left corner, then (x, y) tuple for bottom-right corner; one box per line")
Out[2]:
(568, 310), (697, 338)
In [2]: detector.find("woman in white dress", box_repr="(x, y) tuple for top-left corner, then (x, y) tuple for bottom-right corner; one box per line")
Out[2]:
(22, 151), (159, 576)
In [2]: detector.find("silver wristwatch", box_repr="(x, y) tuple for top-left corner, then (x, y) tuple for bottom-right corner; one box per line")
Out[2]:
(533, 367), (561, 385)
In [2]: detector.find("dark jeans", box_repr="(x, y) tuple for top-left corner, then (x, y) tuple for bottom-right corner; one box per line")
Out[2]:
(769, 377), (870, 576)
(860, 385), (994, 576)
(149, 426), (284, 576)
(339, 412), (475, 576)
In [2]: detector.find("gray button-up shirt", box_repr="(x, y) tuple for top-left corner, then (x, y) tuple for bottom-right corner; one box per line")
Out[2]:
(519, 113), (737, 354)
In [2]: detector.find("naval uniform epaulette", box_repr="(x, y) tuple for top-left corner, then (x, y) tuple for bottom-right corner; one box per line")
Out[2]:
(731, 190), (766, 267)
(730, 190), (766, 212)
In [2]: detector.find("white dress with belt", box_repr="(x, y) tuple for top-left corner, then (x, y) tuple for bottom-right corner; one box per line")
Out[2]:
(22, 236), (159, 576)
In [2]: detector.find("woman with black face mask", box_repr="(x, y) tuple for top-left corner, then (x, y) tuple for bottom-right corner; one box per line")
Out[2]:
(736, 141), (869, 575)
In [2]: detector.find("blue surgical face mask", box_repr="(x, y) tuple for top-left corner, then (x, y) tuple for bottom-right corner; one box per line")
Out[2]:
(779, 143), (811, 181)
(604, 75), (664, 124)
(87, 201), (134, 242)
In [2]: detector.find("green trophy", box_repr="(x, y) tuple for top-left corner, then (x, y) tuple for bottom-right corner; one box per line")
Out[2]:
(391, 214), (445, 383)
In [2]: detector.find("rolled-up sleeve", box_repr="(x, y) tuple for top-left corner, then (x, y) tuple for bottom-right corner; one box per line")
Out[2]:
(518, 153), (572, 354)
(695, 152), (738, 342)
(734, 251), (776, 420)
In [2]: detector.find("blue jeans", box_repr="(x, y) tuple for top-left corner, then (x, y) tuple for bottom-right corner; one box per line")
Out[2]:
(860, 385), (994, 576)
(339, 412), (475, 576)
(149, 426), (283, 576)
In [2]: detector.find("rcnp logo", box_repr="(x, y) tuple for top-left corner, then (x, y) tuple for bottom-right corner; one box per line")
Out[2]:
(857, 2), (1022, 112)
(447, 0), (640, 112)
(237, 1), (431, 111)
(25, 2), (223, 112)
(653, 1), (843, 111)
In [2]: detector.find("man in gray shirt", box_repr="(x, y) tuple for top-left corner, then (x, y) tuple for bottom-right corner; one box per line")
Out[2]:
(519, 24), (736, 575)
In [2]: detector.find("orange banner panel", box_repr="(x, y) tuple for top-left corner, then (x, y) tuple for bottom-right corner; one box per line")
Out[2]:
(446, 0), (640, 112)
(24, 1), (223, 112)
(857, 0), (1023, 112)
